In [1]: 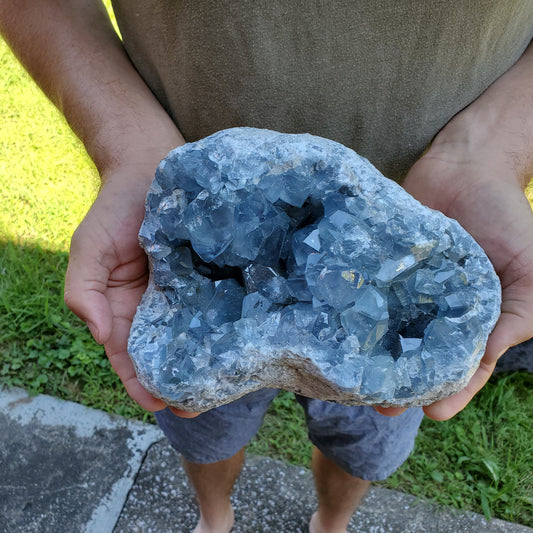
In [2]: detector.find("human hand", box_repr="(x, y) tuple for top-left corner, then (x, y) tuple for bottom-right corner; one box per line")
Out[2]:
(372, 36), (533, 421)
(396, 123), (533, 421)
(64, 153), (198, 418)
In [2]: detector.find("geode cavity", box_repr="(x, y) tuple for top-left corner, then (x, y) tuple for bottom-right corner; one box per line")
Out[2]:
(128, 128), (501, 412)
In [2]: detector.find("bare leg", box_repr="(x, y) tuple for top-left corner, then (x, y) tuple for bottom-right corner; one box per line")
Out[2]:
(184, 448), (244, 533)
(309, 446), (371, 533)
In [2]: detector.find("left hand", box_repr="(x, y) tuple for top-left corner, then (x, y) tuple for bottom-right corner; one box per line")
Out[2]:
(383, 118), (533, 421)
(377, 38), (533, 420)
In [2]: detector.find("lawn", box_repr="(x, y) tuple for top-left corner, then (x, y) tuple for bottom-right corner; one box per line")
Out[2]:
(1, 16), (532, 528)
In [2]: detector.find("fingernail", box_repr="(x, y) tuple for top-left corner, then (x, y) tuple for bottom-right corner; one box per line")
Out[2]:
(85, 320), (101, 343)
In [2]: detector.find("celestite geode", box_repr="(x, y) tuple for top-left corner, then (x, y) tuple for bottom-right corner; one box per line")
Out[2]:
(128, 128), (501, 412)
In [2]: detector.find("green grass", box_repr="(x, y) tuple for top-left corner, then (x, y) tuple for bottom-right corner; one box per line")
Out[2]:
(0, 243), (149, 420)
(1, 16), (532, 528)
(385, 373), (533, 524)
(248, 391), (313, 465)
(0, 42), (99, 251)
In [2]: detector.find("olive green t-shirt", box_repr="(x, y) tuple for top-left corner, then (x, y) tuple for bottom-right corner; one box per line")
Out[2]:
(111, 1), (533, 181)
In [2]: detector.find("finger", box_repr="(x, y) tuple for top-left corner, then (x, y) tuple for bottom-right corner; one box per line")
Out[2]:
(423, 291), (533, 421)
(105, 314), (167, 412)
(169, 407), (200, 418)
(374, 406), (407, 417)
(123, 376), (167, 412)
(483, 309), (533, 366)
(64, 231), (114, 345)
(423, 360), (495, 421)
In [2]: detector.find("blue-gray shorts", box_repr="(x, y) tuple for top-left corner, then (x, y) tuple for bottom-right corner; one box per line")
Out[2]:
(155, 389), (424, 481)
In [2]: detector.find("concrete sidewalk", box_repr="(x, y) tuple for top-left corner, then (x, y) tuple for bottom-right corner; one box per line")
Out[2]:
(0, 387), (531, 533)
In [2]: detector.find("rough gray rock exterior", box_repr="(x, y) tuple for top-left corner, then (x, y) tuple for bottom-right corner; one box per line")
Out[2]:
(128, 128), (501, 412)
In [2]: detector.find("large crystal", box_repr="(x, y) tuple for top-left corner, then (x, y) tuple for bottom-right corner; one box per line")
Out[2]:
(128, 128), (501, 412)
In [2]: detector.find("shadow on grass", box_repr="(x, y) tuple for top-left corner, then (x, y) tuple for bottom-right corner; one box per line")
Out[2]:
(0, 240), (149, 420)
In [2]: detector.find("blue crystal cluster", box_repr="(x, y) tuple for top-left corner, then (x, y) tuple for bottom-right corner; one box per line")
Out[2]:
(128, 128), (501, 411)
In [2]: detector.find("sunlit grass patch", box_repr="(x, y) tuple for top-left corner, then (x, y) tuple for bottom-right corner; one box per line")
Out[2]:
(0, 39), (99, 251)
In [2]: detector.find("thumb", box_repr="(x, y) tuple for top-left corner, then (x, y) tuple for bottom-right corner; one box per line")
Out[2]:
(484, 283), (533, 366)
(64, 229), (114, 345)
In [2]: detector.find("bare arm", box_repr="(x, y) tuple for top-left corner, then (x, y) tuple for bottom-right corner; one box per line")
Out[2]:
(0, 0), (189, 414)
(0, 0), (183, 174)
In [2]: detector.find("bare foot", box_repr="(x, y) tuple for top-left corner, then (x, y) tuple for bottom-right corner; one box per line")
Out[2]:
(192, 506), (234, 533)
(309, 511), (347, 533)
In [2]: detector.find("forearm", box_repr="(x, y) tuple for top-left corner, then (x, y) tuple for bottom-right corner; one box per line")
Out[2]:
(0, 0), (184, 178)
(426, 39), (533, 193)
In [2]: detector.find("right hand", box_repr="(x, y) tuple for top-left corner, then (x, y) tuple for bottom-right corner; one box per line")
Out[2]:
(64, 154), (198, 418)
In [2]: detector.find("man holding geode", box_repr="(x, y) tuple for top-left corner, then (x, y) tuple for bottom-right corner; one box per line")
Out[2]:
(2, 2), (533, 532)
